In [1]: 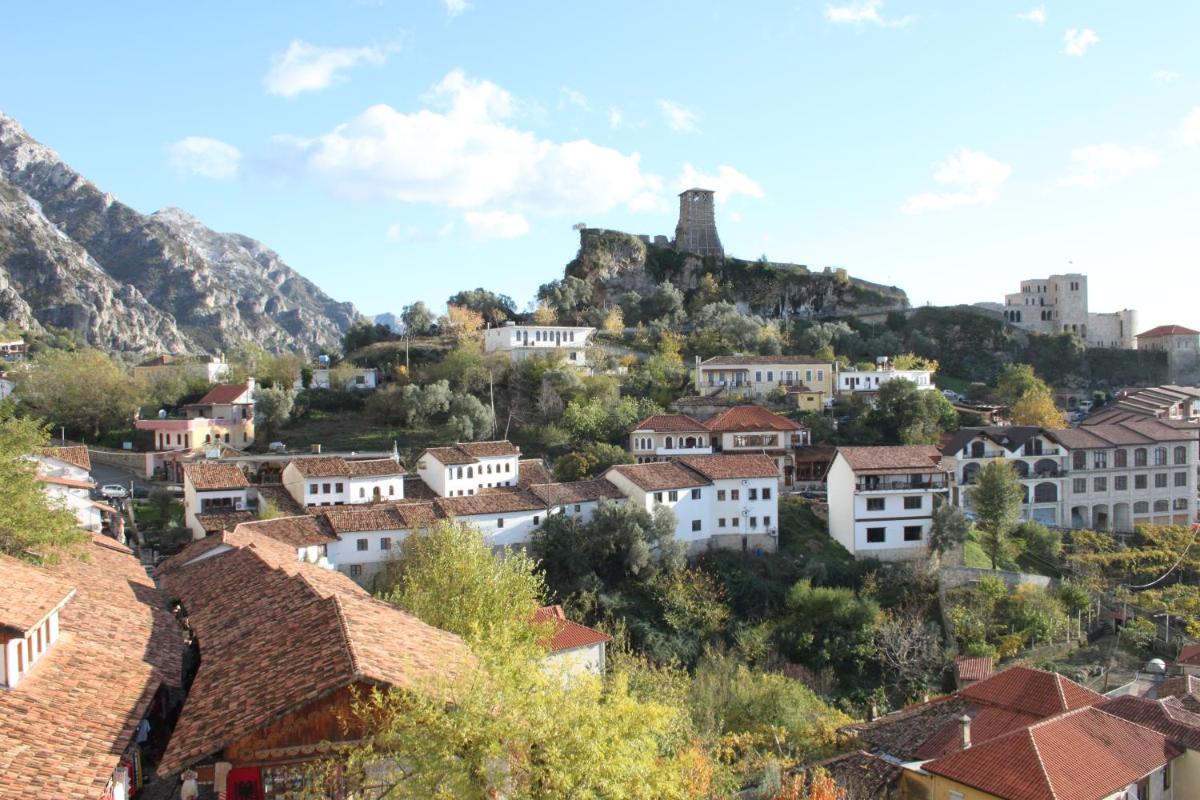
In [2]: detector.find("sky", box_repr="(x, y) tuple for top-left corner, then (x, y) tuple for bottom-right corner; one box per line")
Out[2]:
(1, 1), (1198, 332)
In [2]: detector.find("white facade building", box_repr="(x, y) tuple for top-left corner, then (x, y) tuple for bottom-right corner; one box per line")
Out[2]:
(415, 441), (521, 497)
(629, 414), (713, 463)
(32, 446), (109, 533)
(182, 462), (254, 539)
(826, 446), (950, 560)
(837, 366), (934, 394)
(484, 323), (594, 367)
(1002, 273), (1137, 349)
(281, 456), (406, 508)
(941, 427), (1068, 527)
(295, 366), (379, 391)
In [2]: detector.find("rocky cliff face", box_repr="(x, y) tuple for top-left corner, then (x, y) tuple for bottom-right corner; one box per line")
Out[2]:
(567, 227), (909, 319)
(0, 112), (361, 355)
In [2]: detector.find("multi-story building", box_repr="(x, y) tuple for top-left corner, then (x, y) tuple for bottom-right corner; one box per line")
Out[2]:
(942, 427), (1069, 526)
(836, 364), (935, 395)
(415, 441), (521, 496)
(1001, 273), (1137, 349)
(133, 353), (230, 384)
(483, 322), (595, 367)
(629, 414), (713, 463)
(606, 454), (780, 554)
(281, 456), (407, 507)
(183, 462), (254, 539)
(1086, 385), (1200, 426)
(1137, 325), (1200, 385)
(702, 405), (809, 486)
(694, 355), (836, 410)
(826, 445), (949, 560)
(136, 379), (256, 452)
(31, 445), (113, 533)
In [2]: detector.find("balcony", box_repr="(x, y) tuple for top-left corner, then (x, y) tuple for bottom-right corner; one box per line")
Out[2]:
(857, 478), (948, 492)
(655, 446), (713, 456)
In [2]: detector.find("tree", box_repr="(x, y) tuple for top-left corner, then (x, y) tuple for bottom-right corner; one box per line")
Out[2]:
(995, 363), (1047, 406)
(868, 379), (958, 444)
(447, 288), (516, 325)
(891, 352), (939, 372)
(445, 393), (495, 441)
(531, 302), (558, 325)
(929, 501), (970, 555)
(971, 460), (1024, 569)
(401, 301), (436, 336)
(342, 322), (398, 355)
(552, 442), (633, 481)
(874, 604), (944, 698)
(14, 349), (146, 438)
(537, 276), (593, 323)
(0, 410), (87, 561)
(1009, 386), (1065, 428)
(776, 580), (881, 679)
(256, 352), (306, 389)
(1016, 520), (1062, 562)
(642, 281), (686, 325)
(602, 305), (625, 336)
(439, 304), (485, 340)
(253, 385), (294, 444)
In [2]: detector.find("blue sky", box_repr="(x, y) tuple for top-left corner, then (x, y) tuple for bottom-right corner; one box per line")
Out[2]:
(2, 1), (1198, 332)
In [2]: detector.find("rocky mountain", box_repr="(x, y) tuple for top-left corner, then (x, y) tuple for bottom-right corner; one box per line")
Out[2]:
(0, 112), (361, 355)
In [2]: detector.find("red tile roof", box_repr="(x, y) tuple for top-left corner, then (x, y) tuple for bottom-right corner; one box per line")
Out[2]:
(630, 414), (709, 433)
(921, 706), (1181, 800)
(39, 444), (91, 471)
(231, 516), (337, 547)
(1099, 695), (1200, 751)
(959, 665), (1103, 718)
(837, 445), (945, 475)
(1177, 643), (1200, 665)
(38, 474), (95, 489)
(702, 405), (805, 433)
(675, 453), (779, 480)
(526, 480), (625, 506)
(534, 605), (611, 652)
(155, 529), (471, 776)
(608, 461), (708, 492)
(954, 655), (995, 682)
(345, 457), (406, 477)
(699, 354), (830, 366)
(0, 554), (76, 635)
(436, 490), (546, 517)
(0, 534), (183, 799)
(516, 458), (552, 487)
(184, 461), (249, 490)
(422, 440), (521, 465)
(195, 382), (252, 405)
(288, 456), (404, 479)
(1139, 324), (1200, 338)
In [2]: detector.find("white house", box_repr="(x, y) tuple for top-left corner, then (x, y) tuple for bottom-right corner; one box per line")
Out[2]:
(628, 414), (713, 463)
(605, 454), (779, 554)
(483, 323), (595, 367)
(535, 605), (611, 678)
(182, 462), (254, 539)
(702, 405), (810, 488)
(32, 446), (110, 533)
(295, 366), (379, 391)
(836, 364), (935, 395)
(941, 426), (1068, 527)
(826, 445), (949, 560)
(281, 456), (407, 507)
(415, 441), (521, 497)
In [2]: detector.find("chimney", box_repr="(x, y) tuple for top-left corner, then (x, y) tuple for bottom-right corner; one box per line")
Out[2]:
(311, 443), (322, 454)
(959, 714), (972, 750)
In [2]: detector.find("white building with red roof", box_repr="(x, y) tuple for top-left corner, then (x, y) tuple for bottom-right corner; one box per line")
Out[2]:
(535, 605), (611, 678)
(1138, 324), (1200, 385)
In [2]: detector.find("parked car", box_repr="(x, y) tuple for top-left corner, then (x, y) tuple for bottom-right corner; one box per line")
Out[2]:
(164, 483), (185, 496)
(100, 484), (130, 500)
(941, 389), (963, 402)
(131, 486), (150, 500)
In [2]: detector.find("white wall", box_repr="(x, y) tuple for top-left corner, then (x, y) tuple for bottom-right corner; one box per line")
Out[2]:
(544, 642), (606, 679)
(346, 475), (405, 503)
(417, 453), (519, 498)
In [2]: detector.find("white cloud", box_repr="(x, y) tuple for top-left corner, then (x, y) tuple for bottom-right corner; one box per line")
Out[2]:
(1179, 108), (1200, 148)
(277, 70), (665, 220)
(658, 99), (699, 133)
(167, 137), (242, 180)
(1153, 69), (1180, 83)
(444, 0), (470, 16)
(388, 221), (455, 243)
(902, 148), (1011, 214)
(1058, 144), (1158, 188)
(263, 39), (394, 97)
(825, 0), (914, 28)
(1063, 28), (1099, 57)
(463, 210), (530, 240)
(559, 87), (589, 111)
(608, 107), (623, 129)
(729, 211), (743, 223)
(676, 164), (764, 203)
(1016, 5), (1045, 24)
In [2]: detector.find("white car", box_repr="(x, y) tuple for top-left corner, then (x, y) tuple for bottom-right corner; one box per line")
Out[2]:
(100, 484), (130, 500)
(941, 389), (962, 402)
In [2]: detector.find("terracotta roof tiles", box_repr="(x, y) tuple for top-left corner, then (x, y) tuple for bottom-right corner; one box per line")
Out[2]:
(702, 405), (805, 433)
(675, 453), (779, 480)
(38, 444), (91, 471)
(195, 382), (252, 405)
(534, 605), (611, 652)
(608, 461), (708, 492)
(526, 480), (625, 506)
(230, 516), (337, 548)
(0, 554), (76, 635)
(184, 461), (249, 491)
(629, 414), (709, 433)
(699, 354), (830, 367)
(837, 445), (945, 475)
(1139, 324), (1200, 338)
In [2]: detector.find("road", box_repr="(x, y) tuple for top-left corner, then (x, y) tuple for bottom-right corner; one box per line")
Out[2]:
(89, 462), (156, 497)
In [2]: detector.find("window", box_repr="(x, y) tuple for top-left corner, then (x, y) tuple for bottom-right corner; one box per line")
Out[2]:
(1135, 448), (1148, 467)
(505, 463), (511, 472)
(1135, 475), (1148, 490)
(533, 515), (541, 525)
(1093, 451), (1107, 469)
(904, 525), (922, 541)
(691, 488), (701, 500)
(356, 539), (369, 551)
(1155, 473), (1168, 489)
(731, 489), (740, 501)
(310, 483), (318, 494)
(1175, 446), (1188, 465)
(380, 537), (391, 550)
(335, 482), (344, 493)
(1135, 501), (1150, 514)
(691, 520), (702, 532)
(762, 488), (771, 500)
(766, 371), (773, 382)
(731, 518), (739, 528)
(1093, 477), (1107, 492)
(1174, 498), (1189, 511)
(359, 487), (365, 498)
(389, 485), (395, 496)
(654, 492), (663, 503)
(749, 488), (758, 500)
(904, 496), (922, 510)
(467, 467), (474, 478)
(1073, 451), (1087, 470)
(866, 527), (886, 543)
(1176, 472), (1188, 487)
(1073, 478), (1087, 493)
(456, 467), (463, 479)
(1115, 449), (1128, 467)
(322, 483), (331, 494)
(350, 565), (362, 577)
(867, 497), (885, 511)
(817, 369), (825, 382)
(764, 516), (771, 528)
(718, 518), (726, 528)
(1115, 476), (1128, 491)
(668, 490), (678, 502)
(1154, 500), (1169, 513)
(1154, 447), (1168, 466)
(755, 371), (762, 382)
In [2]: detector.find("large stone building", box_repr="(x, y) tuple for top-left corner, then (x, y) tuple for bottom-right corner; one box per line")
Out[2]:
(674, 188), (723, 258)
(1137, 325), (1200, 385)
(1002, 273), (1137, 349)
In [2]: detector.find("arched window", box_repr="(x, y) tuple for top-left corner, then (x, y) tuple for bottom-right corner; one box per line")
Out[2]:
(665, 437), (674, 449)
(1114, 449), (1127, 468)
(970, 441), (985, 458)
(456, 467), (463, 479)
(1034, 482), (1057, 503)
(467, 467), (474, 478)
(1134, 448), (1148, 467)
(1013, 461), (1030, 478)
(685, 436), (696, 448)
(1154, 499), (1169, 513)
(1034, 459), (1058, 477)
(1174, 446), (1187, 465)
(1134, 501), (1150, 514)
(1154, 447), (1168, 466)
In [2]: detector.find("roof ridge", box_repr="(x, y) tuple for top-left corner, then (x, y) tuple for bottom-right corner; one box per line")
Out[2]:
(1054, 673), (1068, 710)
(327, 593), (362, 678)
(1026, 726), (1059, 800)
